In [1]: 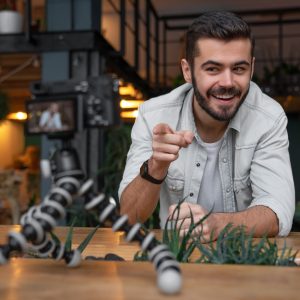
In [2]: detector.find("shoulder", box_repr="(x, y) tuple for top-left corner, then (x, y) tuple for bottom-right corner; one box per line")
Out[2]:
(136, 83), (193, 130)
(235, 82), (287, 145)
(242, 81), (285, 121)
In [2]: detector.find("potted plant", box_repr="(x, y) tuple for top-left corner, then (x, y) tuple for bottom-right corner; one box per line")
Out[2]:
(0, 0), (23, 34)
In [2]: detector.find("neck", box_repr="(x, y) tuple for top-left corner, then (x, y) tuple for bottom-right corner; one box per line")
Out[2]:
(193, 97), (229, 143)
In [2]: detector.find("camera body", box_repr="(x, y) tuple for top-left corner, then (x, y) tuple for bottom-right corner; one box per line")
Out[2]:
(26, 75), (120, 137)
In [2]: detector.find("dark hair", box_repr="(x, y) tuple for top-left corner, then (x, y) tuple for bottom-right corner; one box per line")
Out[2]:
(185, 11), (255, 65)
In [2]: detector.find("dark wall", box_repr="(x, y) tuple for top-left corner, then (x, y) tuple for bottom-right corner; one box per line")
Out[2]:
(287, 114), (300, 201)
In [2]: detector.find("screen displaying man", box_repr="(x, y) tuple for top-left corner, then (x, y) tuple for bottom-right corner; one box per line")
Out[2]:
(39, 103), (62, 131)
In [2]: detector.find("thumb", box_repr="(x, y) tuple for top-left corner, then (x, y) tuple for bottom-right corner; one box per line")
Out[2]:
(177, 130), (194, 144)
(183, 131), (194, 144)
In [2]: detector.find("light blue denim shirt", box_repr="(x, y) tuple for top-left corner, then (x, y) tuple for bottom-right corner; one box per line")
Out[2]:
(119, 82), (295, 236)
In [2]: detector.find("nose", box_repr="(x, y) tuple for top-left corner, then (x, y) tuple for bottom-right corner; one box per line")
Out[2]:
(219, 69), (234, 87)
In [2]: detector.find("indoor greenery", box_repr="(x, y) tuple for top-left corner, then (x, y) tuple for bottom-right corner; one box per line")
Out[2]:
(27, 218), (100, 258)
(98, 124), (132, 201)
(135, 200), (209, 263)
(66, 202), (99, 227)
(65, 124), (132, 227)
(134, 202), (298, 266)
(257, 61), (300, 96)
(195, 224), (297, 266)
(25, 203), (298, 266)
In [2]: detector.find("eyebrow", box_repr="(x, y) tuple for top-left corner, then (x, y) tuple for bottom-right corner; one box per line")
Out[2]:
(201, 60), (251, 68)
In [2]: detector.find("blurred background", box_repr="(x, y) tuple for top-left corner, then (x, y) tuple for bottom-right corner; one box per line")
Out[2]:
(0, 0), (299, 228)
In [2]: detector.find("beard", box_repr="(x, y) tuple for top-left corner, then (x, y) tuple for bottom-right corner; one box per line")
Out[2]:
(192, 75), (249, 122)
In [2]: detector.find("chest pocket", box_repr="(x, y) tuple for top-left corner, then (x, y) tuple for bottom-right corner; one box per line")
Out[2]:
(233, 176), (253, 211)
(164, 175), (184, 204)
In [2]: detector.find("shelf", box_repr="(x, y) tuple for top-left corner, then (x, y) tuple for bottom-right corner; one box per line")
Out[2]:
(0, 30), (155, 97)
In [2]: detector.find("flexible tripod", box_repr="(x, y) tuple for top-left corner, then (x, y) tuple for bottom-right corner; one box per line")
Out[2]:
(0, 146), (182, 294)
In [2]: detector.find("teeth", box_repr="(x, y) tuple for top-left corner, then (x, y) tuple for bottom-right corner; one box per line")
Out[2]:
(214, 95), (234, 99)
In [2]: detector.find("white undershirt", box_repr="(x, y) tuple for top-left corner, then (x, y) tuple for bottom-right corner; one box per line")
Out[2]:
(197, 137), (224, 212)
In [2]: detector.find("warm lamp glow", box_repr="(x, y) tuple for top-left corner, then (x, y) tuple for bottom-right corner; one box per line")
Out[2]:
(121, 110), (139, 119)
(119, 85), (136, 96)
(6, 112), (28, 121)
(120, 99), (144, 109)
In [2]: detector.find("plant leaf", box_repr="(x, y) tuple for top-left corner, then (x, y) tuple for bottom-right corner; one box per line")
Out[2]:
(65, 217), (77, 251)
(49, 231), (61, 245)
(77, 225), (100, 253)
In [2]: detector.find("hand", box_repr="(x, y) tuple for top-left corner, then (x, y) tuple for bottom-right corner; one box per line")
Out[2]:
(151, 123), (194, 170)
(168, 202), (219, 242)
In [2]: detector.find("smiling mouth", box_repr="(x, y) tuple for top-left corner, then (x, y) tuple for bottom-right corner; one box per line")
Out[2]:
(211, 94), (236, 101)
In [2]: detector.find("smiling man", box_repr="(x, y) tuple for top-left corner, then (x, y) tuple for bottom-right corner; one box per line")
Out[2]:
(119, 11), (295, 240)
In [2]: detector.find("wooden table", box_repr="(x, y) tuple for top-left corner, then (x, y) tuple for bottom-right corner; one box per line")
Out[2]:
(0, 225), (299, 300)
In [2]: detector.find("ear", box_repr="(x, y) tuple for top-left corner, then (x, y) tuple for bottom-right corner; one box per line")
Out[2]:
(181, 59), (192, 83)
(250, 57), (255, 80)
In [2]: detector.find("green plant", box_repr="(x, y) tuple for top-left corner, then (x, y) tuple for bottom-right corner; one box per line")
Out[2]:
(64, 124), (132, 227)
(145, 203), (160, 229)
(172, 73), (185, 88)
(50, 221), (99, 254)
(134, 202), (298, 267)
(98, 124), (132, 200)
(27, 218), (100, 258)
(135, 200), (208, 263)
(195, 224), (297, 266)
(66, 201), (99, 227)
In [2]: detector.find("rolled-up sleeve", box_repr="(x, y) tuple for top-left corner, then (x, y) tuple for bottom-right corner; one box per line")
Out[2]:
(118, 106), (153, 201)
(249, 114), (295, 236)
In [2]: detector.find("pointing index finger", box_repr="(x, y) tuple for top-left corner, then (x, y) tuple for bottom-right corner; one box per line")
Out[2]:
(153, 123), (175, 135)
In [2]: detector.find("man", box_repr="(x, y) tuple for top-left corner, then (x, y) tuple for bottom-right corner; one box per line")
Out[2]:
(39, 103), (62, 131)
(119, 11), (295, 240)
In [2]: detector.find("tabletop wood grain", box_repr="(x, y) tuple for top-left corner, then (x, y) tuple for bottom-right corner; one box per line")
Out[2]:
(2, 225), (300, 260)
(0, 225), (299, 300)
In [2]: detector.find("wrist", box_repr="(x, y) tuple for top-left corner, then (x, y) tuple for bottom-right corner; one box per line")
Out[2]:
(212, 213), (231, 235)
(148, 157), (169, 179)
(140, 159), (168, 184)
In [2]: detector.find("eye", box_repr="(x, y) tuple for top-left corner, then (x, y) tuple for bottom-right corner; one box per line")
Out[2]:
(205, 67), (219, 73)
(233, 66), (246, 74)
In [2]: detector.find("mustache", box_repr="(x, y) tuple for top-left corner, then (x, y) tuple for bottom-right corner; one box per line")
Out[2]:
(207, 87), (242, 97)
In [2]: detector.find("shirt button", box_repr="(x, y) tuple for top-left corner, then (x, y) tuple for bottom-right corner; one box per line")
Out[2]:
(226, 187), (230, 193)
(223, 158), (227, 163)
(190, 192), (194, 197)
(196, 163), (200, 167)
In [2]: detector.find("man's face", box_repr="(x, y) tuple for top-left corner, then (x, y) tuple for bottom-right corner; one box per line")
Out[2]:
(182, 38), (254, 121)
(50, 103), (59, 113)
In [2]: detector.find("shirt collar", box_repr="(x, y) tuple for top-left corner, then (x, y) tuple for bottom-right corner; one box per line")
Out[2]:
(179, 86), (197, 135)
(228, 110), (241, 133)
(228, 81), (256, 133)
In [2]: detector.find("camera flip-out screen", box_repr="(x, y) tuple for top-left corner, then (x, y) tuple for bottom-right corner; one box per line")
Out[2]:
(26, 97), (77, 135)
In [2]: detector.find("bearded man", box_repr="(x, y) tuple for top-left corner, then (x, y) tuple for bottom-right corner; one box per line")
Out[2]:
(119, 11), (295, 240)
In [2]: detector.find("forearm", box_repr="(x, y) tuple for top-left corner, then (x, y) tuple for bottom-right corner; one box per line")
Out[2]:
(120, 176), (160, 224)
(120, 123), (194, 225)
(120, 158), (168, 224)
(213, 205), (279, 237)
